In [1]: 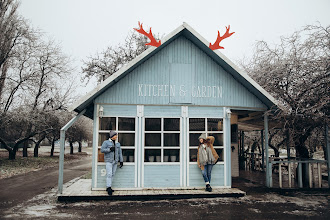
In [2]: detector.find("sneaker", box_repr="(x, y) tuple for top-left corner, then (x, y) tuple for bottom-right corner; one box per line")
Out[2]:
(206, 184), (212, 192)
(106, 187), (112, 196)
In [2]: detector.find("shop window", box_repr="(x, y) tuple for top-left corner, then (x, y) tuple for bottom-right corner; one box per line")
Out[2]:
(189, 118), (224, 164)
(189, 133), (200, 146)
(98, 148), (104, 162)
(122, 149), (135, 162)
(208, 133), (224, 146)
(215, 149), (224, 161)
(145, 149), (161, 162)
(164, 118), (180, 131)
(189, 149), (198, 162)
(119, 133), (135, 146)
(145, 118), (161, 131)
(98, 133), (109, 146)
(99, 117), (116, 130)
(189, 118), (205, 131)
(118, 117), (135, 131)
(164, 133), (180, 147)
(145, 133), (161, 146)
(207, 118), (223, 131)
(164, 149), (180, 162)
(144, 118), (180, 163)
(98, 116), (136, 163)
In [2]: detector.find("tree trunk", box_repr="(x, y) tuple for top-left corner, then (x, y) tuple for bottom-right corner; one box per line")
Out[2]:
(33, 141), (41, 157)
(34, 136), (46, 157)
(70, 142), (74, 154)
(23, 141), (28, 157)
(50, 139), (55, 157)
(78, 142), (82, 152)
(9, 149), (16, 160)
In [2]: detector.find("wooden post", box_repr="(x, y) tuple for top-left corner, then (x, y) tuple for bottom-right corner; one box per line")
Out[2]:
(317, 163), (322, 188)
(242, 131), (245, 170)
(298, 162), (303, 188)
(58, 109), (86, 194)
(309, 163), (313, 188)
(238, 131), (240, 158)
(264, 113), (270, 187)
(325, 124), (330, 188)
(288, 162), (292, 188)
(279, 163), (282, 188)
(286, 129), (290, 161)
(261, 130), (264, 171)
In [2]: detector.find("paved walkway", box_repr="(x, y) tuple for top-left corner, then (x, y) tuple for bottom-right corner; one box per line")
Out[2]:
(0, 156), (92, 213)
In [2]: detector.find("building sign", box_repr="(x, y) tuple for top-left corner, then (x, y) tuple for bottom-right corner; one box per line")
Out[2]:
(138, 84), (222, 98)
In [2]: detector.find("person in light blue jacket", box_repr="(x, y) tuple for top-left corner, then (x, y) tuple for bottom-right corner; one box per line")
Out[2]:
(100, 130), (123, 195)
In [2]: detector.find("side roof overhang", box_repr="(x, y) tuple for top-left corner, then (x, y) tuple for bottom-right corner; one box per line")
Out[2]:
(69, 23), (279, 119)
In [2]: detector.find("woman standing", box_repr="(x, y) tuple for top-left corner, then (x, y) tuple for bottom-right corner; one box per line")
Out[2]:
(197, 133), (219, 192)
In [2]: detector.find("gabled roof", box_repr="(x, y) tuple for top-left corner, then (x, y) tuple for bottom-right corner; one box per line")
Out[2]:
(70, 22), (279, 118)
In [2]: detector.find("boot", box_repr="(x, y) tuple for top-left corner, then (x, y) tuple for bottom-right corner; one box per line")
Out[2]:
(106, 187), (112, 196)
(206, 184), (212, 192)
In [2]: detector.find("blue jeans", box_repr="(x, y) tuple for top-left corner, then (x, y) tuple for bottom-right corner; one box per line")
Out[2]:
(106, 161), (117, 187)
(202, 164), (214, 183)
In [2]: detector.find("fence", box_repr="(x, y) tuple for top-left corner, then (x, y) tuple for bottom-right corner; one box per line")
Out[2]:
(244, 152), (264, 171)
(269, 158), (328, 188)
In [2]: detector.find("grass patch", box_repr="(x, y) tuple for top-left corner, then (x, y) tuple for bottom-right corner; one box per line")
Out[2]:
(81, 171), (92, 179)
(0, 156), (59, 179)
(0, 150), (90, 179)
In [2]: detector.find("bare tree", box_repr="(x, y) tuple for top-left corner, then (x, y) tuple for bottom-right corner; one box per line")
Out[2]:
(242, 23), (330, 159)
(66, 116), (92, 154)
(0, 36), (75, 159)
(0, 0), (31, 100)
(82, 31), (154, 82)
(0, 108), (52, 159)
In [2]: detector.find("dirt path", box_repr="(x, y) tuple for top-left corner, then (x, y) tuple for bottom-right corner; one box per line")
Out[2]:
(0, 156), (92, 213)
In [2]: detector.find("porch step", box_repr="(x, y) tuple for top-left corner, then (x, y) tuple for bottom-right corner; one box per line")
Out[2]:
(58, 179), (246, 202)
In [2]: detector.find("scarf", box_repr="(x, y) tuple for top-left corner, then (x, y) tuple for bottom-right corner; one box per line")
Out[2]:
(199, 144), (215, 165)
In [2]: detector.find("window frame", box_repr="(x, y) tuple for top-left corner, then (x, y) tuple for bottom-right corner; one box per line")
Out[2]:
(144, 117), (181, 164)
(188, 117), (225, 165)
(98, 116), (136, 165)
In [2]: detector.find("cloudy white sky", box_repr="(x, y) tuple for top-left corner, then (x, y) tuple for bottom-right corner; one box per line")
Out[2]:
(19, 0), (330, 94)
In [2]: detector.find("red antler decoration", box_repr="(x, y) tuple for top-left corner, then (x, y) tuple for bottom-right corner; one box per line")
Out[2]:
(134, 22), (161, 47)
(209, 25), (235, 50)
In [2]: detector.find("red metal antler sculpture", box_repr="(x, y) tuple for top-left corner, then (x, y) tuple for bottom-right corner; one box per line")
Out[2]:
(134, 22), (161, 47)
(209, 25), (235, 50)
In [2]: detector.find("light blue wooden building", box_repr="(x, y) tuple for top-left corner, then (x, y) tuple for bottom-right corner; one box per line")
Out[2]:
(64, 23), (278, 191)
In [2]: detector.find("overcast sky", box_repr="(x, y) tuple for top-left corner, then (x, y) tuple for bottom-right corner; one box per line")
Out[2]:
(18, 0), (330, 94)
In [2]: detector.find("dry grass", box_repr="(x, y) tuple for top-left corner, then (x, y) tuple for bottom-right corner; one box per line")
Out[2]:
(0, 146), (90, 179)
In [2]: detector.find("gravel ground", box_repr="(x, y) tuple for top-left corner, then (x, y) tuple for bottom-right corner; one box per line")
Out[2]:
(3, 180), (330, 220)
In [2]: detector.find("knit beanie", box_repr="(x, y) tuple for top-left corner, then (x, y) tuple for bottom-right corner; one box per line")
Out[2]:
(198, 133), (207, 140)
(109, 130), (117, 139)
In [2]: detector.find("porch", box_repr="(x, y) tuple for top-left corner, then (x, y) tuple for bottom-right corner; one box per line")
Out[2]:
(58, 178), (246, 202)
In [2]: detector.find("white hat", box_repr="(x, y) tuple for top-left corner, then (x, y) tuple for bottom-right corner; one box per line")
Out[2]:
(198, 133), (207, 140)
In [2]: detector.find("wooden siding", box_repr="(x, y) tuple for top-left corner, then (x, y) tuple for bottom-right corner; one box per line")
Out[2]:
(101, 104), (137, 117)
(144, 165), (181, 187)
(144, 105), (181, 117)
(96, 165), (135, 188)
(95, 36), (267, 109)
(189, 164), (225, 187)
(188, 106), (223, 118)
